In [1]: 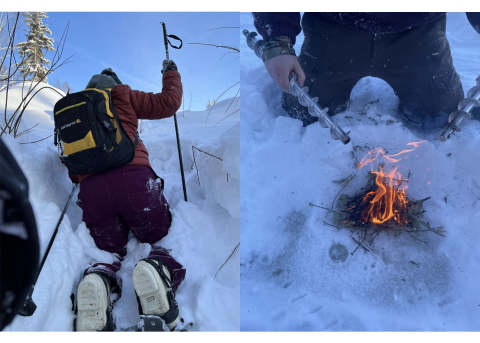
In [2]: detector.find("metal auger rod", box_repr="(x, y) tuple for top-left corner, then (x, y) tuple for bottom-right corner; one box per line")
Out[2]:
(440, 77), (480, 141)
(243, 29), (351, 145)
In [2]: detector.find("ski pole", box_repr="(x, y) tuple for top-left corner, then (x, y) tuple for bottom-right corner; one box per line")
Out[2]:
(160, 21), (187, 202)
(18, 183), (79, 317)
(243, 29), (351, 145)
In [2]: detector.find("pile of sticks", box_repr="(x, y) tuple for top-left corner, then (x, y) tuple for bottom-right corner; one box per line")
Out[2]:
(312, 172), (446, 254)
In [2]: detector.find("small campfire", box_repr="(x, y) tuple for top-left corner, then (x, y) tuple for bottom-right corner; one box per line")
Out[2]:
(312, 141), (446, 254)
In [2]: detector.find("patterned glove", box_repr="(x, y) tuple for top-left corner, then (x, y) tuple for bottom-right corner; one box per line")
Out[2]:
(162, 59), (178, 74)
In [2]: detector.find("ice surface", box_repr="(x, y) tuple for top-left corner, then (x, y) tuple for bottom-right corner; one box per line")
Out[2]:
(240, 12), (480, 331)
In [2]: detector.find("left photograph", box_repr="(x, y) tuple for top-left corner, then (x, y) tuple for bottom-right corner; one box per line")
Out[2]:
(0, 12), (240, 332)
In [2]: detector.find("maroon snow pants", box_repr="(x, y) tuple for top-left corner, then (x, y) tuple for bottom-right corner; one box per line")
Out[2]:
(77, 165), (185, 301)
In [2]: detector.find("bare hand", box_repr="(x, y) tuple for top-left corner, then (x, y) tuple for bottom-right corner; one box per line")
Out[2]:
(264, 55), (306, 93)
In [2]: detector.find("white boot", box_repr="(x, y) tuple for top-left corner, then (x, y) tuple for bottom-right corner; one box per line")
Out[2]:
(76, 273), (111, 332)
(132, 259), (179, 330)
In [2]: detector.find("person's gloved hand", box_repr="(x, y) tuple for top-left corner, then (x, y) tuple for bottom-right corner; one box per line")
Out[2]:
(262, 36), (305, 93)
(162, 59), (178, 74)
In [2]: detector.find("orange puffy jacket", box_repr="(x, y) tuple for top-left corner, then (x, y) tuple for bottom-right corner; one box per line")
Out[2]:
(69, 70), (182, 184)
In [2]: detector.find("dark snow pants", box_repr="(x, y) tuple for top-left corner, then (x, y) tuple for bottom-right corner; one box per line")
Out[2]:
(77, 165), (185, 301)
(282, 14), (477, 131)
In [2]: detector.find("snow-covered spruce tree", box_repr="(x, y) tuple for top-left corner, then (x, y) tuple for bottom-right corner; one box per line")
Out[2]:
(15, 12), (55, 83)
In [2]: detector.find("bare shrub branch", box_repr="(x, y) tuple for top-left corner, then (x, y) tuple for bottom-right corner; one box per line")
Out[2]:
(207, 27), (240, 31)
(214, 243), (240, 280)
(191, 145), (223, 186)
(214, 109), (239, 127)
(188, 42), (239, 53)
(204, 82), (239, 126)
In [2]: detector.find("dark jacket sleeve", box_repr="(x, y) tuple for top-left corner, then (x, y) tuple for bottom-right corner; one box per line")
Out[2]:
(466, 12), (480, 34)
(252, 12), (302, 45)
(129, 70), (183, 120)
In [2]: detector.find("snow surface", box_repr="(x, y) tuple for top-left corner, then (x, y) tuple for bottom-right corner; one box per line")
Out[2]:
(240, 12), (480, 331)
(1, 82), (240, 331)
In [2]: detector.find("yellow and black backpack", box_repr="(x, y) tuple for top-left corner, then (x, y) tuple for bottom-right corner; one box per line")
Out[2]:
(53, 88), (138, 175)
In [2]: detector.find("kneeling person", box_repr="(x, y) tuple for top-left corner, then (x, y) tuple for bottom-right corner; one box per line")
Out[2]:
(54, 61), (185, 331)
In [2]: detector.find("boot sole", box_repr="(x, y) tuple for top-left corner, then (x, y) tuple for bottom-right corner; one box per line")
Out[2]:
(132, 261), (179, 329)
(76, 274), (109, 332)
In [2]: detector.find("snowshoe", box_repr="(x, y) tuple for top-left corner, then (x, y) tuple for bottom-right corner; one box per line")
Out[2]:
(132, 258), (179, 331)
(74, 272), (115, 331)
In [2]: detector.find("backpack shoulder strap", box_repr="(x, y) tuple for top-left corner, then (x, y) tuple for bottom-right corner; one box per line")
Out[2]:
(133, 132), (139, 147)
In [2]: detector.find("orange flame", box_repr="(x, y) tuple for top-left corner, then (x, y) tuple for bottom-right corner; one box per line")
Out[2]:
(356, 141), (427, 170)
(356, 141), (426, 225)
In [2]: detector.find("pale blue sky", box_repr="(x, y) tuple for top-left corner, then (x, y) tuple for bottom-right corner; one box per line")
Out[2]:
(39, 12), (239, 111)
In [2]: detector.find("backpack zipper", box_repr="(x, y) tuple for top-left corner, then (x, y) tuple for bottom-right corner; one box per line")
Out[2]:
(84, 93), (99, 143)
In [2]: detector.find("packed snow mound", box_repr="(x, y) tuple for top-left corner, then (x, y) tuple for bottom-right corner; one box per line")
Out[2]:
(240, 12), (480, 331)
(1, 82), (239, 331)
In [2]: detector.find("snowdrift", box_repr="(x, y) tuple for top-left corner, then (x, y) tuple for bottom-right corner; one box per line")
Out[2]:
(1, 82), (240, 331)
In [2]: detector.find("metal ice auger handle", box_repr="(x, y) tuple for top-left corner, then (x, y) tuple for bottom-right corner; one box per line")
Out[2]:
(440, 76), (480, 141)
(243, 29), (351, 145)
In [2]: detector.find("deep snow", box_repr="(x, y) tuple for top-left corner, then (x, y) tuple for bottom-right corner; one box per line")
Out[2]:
(240, 12), (480, 331)
(1, 82), (240, 331)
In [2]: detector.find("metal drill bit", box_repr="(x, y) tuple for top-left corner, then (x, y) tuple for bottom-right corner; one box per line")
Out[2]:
(440, 77), (480, 141)
(243, 29), (351, 145)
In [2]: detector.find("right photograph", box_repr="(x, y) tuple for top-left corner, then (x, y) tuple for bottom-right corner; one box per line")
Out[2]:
(240, 12), (480, 331)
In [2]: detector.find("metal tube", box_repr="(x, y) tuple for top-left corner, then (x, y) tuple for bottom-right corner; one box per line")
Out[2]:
(243, 29), (351, 145)
(440, 79), (480, 141)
